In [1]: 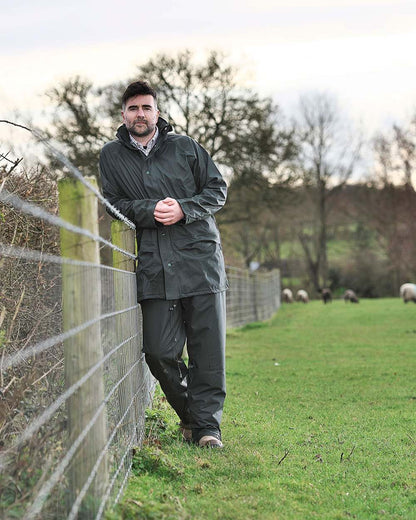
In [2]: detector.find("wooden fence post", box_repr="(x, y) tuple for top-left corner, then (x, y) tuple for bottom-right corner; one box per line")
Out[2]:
(111, 220), (139, 443)
(59, 177), (108, 516)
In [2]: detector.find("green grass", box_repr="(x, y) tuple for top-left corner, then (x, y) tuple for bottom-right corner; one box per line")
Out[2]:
(106, 299), (416, 520)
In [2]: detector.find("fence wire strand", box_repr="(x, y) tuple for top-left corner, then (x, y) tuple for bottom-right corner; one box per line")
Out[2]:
(0, 188), (136, 260)
(0, 242), (135, 273)
(1, 304), (139, 371)
(0, 119), (135, 230)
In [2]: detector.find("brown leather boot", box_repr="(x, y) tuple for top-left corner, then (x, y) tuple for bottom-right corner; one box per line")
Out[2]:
(179, 422), (192, 443)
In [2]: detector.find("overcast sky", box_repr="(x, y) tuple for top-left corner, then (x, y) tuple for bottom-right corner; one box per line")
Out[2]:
(1, 0), (416, 145)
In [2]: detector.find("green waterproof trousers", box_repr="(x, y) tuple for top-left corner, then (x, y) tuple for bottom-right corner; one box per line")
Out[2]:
(141, 292), (226, 442)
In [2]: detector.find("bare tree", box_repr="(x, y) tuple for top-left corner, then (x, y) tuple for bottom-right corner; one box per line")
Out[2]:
(373, 114), (416, 188)
(373, 133), (394, 185)
(393, 121), (416, 187)
(293, 92), (361, 292)
(137, 50), (293, 180)
(360, 117), (416, 286)
(43, 76), (111, 179)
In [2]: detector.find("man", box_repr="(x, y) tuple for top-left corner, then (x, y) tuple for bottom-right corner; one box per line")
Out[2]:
(99, 81), (228, 448)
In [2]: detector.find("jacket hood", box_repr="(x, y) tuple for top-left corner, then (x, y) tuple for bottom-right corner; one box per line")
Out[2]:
(116, 117), (173, 147)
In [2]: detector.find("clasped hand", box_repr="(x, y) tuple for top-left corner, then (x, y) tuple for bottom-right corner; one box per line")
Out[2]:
(154, 197), (184, 226)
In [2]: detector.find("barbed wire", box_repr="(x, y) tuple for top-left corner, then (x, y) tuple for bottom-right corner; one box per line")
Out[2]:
(0, 119), (135, 230)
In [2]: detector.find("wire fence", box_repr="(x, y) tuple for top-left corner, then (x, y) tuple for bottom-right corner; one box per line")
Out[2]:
(225, 266), (281, 328)
(0, 170), (156, 519)
(0, 140), (280, 519)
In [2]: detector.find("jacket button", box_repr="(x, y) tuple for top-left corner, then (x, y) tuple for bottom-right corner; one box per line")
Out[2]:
(167, 262), (172, 267)
(146, 170), (150, 175)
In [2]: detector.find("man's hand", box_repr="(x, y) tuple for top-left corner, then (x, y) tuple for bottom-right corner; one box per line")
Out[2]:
(154, 197), (185, 226)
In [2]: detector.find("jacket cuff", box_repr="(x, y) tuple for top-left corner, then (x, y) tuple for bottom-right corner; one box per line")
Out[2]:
(177, 199), (200, 224)
(132, 199), (159, 228)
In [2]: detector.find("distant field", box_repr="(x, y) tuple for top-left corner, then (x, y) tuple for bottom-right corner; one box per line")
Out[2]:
(107, 298), (416, 520)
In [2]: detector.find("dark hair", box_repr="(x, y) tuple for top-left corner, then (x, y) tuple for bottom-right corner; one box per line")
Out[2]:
(121, 81), (157, 109)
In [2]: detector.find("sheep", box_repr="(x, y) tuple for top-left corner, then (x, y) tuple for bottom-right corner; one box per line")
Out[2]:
(399, 283), (416, 303)
(282, 288), (294, 303)
(343, 289), (359, 303)
(296, 289), (309, 303)
(320, 288), (332, 304)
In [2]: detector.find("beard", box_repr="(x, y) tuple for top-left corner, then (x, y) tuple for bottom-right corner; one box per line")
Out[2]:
(127, 119), (156, 138)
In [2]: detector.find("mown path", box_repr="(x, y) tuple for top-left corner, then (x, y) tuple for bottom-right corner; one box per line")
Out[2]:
(108, 298), (416, 520)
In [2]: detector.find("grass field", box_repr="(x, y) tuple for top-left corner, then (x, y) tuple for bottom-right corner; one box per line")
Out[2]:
(107, 298), (416, 520)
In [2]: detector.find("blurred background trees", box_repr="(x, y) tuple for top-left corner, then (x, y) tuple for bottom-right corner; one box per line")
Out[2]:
(291, 93), (362, 291)
(3, 49), (415, 299)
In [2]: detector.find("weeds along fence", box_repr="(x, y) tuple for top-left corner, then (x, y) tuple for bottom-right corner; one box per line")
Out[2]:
(0, 171), (280, 519)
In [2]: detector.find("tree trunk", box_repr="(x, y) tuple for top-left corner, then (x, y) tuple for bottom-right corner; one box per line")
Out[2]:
(298, 232), (320, 292)
(318, 180), (328, 288)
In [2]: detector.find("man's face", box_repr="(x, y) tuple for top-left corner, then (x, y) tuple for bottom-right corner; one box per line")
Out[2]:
(122, 94), (160, 139)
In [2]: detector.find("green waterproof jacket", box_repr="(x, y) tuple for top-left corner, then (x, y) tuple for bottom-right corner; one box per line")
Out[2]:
(99, 118), (228, 301)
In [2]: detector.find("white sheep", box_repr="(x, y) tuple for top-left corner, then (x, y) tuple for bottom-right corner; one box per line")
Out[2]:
(282, 288), (294, 303)
(399, 283), (416, 303)
(296, 289), (309, 303)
